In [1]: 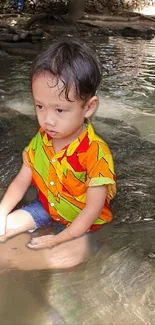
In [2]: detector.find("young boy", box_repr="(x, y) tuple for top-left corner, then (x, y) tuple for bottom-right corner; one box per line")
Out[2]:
(0, 39), (116, 267)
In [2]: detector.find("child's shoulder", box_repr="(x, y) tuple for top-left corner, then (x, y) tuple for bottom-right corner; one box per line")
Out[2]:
(26, 127), (44, 151)
(89, 129), (112, 156)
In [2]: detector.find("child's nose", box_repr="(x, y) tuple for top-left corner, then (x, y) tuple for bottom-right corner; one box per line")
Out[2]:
(44, 111), (56, 126)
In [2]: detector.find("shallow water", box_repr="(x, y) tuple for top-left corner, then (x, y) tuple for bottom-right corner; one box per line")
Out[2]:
(1, 31), (155, 141)
(0, 26), (155, 325)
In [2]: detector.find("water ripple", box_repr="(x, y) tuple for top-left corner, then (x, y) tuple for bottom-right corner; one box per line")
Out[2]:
(1, 33), (155, 114)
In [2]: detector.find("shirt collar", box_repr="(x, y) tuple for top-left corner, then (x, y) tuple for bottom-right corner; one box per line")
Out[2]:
(39, 119), (95, 158)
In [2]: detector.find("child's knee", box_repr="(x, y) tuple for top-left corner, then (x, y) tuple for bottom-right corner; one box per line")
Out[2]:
(6, 210), (35, 233)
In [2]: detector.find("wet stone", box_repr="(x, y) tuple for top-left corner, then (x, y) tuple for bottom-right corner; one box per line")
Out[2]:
(97, 27), (155, 40)
(0, 113), (38, 186)
(93, 116), (155, 223)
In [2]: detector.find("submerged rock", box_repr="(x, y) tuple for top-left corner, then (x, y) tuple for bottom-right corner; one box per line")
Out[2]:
(0, 109), (155, 324)
(94, 116), (155, 223)
(0, 221), (155, 324)
(0, 112), (38, 187)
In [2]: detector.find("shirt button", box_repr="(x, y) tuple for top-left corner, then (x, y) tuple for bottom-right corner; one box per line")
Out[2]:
(50, 202), (54, 207)
(51, 159), (56, 163)
(50, 181), (54, 186)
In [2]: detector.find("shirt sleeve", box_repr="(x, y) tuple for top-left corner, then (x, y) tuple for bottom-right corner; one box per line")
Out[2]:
(86, 141), (116, 200)
(22, 133), (38, 169)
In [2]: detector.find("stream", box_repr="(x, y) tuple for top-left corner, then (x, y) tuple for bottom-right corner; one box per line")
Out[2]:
(1, 32), (155, 142)
(0, 25), (155, 325)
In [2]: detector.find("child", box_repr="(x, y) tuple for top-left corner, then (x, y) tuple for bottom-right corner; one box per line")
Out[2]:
(0, 39), (116, 267)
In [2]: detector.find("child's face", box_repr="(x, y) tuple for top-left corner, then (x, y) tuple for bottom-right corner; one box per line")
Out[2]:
(32, 74), (97, 142)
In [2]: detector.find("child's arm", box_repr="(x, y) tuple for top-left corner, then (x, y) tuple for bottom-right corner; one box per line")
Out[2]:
(64, 185), (107, 238)
(0, 164), (32, 235)
(29, 185), (107, 249)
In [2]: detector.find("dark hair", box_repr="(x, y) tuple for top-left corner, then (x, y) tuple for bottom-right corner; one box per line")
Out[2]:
(31, 38), (101, 102)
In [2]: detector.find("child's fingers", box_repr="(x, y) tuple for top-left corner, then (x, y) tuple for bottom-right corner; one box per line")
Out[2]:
(27, 242), (51, 249)
(27, 235), (54, 249)
(27, 242), (41, 249)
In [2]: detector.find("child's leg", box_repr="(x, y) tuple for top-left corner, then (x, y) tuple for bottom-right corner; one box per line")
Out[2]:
(0, 209), (35, 242)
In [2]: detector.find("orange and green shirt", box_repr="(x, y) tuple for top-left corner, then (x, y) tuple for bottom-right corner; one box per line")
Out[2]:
(23, 120), (116, 231)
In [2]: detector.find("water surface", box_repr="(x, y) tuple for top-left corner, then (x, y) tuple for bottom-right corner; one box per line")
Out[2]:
(1, 31), (155, 141)
(0, 26), (155, 325)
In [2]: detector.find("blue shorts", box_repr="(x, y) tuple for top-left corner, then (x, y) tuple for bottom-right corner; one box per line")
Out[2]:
(20, 199), (66, 233)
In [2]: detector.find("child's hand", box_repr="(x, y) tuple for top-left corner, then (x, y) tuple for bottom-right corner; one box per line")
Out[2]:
(27, 234), (55, 249)
(0, 212), (7, 236)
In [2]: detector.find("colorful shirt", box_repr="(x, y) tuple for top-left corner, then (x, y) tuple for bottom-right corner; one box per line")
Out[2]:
(23, 120), (116, 231)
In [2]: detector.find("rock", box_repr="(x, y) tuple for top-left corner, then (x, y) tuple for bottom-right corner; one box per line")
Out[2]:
(97, 26), (155, 39)
(0, 113), (38, 186)
(93, 116), (155, 223)
(0, 118), (12, 135)
(121, 27), (155, 39)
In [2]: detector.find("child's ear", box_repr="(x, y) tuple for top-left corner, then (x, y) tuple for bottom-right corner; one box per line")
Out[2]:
(84, 96), (99, 118)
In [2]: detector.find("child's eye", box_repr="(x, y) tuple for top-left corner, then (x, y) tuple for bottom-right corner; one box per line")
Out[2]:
(36, 105), (43, 110)
(56, 109), (63, 113)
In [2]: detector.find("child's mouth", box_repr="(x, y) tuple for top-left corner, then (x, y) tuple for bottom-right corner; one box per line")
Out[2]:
(46, 129), (58, 137)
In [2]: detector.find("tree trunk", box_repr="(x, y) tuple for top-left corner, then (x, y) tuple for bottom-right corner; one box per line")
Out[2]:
(68, 0), (86, 22)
